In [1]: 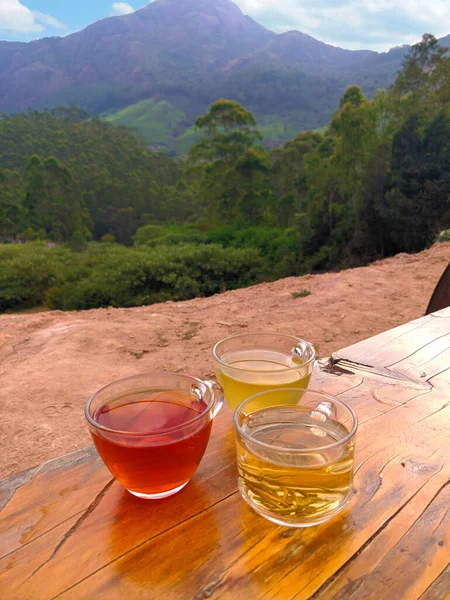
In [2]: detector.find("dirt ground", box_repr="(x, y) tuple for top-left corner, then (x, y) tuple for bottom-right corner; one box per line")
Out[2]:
(1, 242), (449, 479)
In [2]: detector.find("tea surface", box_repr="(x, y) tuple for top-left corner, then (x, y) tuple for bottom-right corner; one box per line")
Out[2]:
(92, 390), (212, 496)
(216, 348), (311, 410)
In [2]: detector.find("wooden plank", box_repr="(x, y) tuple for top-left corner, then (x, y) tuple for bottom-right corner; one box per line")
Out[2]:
(310, 475), (450, 599)
(0, 513), (83, 576)
(0, 466), (37, 512)
(428, 367), (450, 389)
(419, 564), (450, 600)
(0, 447), (110, 558)
(333, 308), (450, 377)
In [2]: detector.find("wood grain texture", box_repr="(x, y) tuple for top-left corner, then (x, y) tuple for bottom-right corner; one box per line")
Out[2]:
(334, 307), (450, 375)
(1, 309), (450, 600)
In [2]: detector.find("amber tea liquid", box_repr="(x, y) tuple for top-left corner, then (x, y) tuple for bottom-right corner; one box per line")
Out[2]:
(236, 406), (355, 526)
(91, 390), (212, 497)
(216, 348), (312, 411)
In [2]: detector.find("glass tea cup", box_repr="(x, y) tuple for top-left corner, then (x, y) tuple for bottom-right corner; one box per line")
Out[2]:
(85, 372), (223, 499)
(213, 333), (316, 411)
(234, 389), (358, 527)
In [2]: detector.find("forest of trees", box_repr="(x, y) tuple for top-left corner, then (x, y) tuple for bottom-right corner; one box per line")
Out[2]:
(185, 33), (450, 270)
(0, 108), (183, 244)
(1, 34), (449, 312)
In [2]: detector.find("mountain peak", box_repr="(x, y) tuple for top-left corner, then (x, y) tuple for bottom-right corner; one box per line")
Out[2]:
(146, 0), (237, 5)
(138, 0), (250, 18)
(131, 0), (275, 56)
(141, 0), (240, 9)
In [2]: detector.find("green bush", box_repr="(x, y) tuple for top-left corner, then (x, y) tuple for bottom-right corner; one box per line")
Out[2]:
(0, 243), (70, 311)
(1, 232), (297, 312)
(44, 243), (264, 311)
(206, 225), (301, 277)
(134, 224), (206, 247)
(292, 289), (311, 299)
(66, 231), (88, 253)
(101, 234), (116, 244)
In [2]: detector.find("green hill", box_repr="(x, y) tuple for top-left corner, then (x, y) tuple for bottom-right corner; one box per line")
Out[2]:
(105, 100), (188, 150)
(104, 99), (330, 154)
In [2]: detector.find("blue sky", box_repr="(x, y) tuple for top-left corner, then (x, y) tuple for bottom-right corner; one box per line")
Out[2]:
(1, 0), (449, 51)
(0, 1), (148, 41)
(24, 1), (148, 33)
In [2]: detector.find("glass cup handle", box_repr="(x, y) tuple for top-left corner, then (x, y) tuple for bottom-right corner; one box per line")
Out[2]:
(204, 380), (224, 418)
(313, 344), (320, 367)
(292, 342), (319, 369)
(311, 401), (337, 421)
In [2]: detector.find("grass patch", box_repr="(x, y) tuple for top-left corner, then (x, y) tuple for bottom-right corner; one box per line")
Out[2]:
(292, 289), (311, 299)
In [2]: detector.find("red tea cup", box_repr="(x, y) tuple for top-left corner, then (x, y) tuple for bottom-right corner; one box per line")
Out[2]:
(85, 372), (223, 499)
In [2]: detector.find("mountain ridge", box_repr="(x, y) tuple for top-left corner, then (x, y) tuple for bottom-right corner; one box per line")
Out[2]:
(0, 0), (448, 150)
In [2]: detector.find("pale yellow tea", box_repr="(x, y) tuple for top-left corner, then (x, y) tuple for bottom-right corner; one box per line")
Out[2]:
(216, 348), (312, 410)
(236, 406), (355, 527)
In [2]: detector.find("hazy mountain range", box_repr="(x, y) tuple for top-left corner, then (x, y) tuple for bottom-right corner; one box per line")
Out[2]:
(1, 0), (448, 152)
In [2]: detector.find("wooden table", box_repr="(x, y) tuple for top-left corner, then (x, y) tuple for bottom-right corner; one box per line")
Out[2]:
(1, 308), (450, 600)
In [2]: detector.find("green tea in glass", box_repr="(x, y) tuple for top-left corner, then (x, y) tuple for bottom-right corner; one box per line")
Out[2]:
(234, 389), (358, 527)
(213, 333), (315, 411)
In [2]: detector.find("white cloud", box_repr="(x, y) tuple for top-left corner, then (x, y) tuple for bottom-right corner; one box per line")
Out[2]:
(111, 2), (135, 15)
(0, 0), (66, 34)
(235, 0), (450, 50)
(0, 0), (41, 32)
(33, 11), (66, 31)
